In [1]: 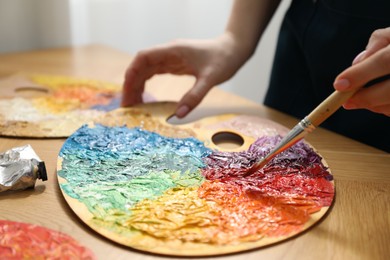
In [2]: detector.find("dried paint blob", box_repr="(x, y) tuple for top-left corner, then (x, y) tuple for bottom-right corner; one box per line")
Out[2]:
(0, 220), (95, 259)
(57, 124), (334, 255)
(0, 74), (154, 137)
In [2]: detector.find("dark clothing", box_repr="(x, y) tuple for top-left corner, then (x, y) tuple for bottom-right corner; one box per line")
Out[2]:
(264, 0), (390, 152)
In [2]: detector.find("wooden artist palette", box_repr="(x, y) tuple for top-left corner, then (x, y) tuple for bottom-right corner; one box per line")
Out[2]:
(0, 73), (149, 138)
(57, 102), (335, 256)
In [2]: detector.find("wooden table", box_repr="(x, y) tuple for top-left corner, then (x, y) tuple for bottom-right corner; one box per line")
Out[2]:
(0, 45), (389, 260)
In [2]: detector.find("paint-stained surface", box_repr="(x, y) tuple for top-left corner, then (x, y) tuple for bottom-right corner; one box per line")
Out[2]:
(0, 74), (154, 137)
(57, 120), (334, 256)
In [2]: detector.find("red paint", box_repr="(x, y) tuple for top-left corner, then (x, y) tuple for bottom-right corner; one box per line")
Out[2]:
(0, 220), (95, 259)
(199, 142), (334, 238)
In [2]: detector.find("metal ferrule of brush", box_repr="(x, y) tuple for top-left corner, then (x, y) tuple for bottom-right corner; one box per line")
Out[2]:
(275, 116), (315, 150)
(299, 116), (316, 134)
(263, 117), (316, 161)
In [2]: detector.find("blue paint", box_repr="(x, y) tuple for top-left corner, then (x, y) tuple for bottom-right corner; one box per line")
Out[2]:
(91, 95), (121, 111)
(58, 124), (211, 217)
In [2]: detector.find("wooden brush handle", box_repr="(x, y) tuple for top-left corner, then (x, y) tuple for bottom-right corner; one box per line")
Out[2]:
(307, 89), (359, 127)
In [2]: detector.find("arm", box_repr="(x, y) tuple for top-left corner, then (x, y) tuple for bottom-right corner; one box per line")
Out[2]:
(122, 0), (281, 118)
(225, 0), (281, 60)
(334, 27), (390, 116)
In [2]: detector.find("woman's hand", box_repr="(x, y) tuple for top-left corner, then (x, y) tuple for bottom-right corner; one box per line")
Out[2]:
(334, 27), (390, 116)
(122, 0), (280, 118)
(121, 34), (249, 118)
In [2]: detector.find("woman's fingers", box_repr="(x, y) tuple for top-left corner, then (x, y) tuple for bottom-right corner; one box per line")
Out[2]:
(121, 45), (191, 107)
(122, 50), (154, 107)
(343, 78), (390, 116)
(175, 79), (212, 118)
(333, 27), (390, 116)
(334, 44), (390, 116)
(334, 45), (390, 92)
(364, 28), (390, 59)
(122, 67), (144, 106)
(121, 36), (247, 115)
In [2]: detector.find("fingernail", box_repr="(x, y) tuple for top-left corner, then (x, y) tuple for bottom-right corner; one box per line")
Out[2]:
(352, 50), (366, 65)
(176, 105), (190, 118)
(334, 79), (350, 90)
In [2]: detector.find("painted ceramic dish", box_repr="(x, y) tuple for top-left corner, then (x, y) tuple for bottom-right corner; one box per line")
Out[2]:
(0, 220), (95, 259)
(0, 74), (153, 137)
(57, 102), (334, 256)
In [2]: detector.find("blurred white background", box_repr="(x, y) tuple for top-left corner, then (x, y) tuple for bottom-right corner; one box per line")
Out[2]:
(0, 0), (290, 103)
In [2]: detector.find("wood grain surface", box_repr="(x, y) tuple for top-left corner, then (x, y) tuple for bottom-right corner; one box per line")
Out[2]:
(0, 45), (389, 260)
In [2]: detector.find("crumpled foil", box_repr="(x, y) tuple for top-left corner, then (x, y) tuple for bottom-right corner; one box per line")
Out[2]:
(0, 145), (47, 192)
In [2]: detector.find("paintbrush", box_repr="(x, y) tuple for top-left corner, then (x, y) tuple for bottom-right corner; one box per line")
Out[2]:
(244, 88), (360, 176)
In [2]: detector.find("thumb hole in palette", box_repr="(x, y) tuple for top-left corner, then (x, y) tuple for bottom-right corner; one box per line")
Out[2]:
(212, 131), (244, 149)
(14, 86), (50, 98)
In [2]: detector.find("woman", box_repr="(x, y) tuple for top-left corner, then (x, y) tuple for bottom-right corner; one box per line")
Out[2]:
(122, 0), (390, 151)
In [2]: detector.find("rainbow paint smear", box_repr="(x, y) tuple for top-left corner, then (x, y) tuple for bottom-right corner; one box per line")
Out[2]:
(32, 75), (123, 112)
(0, 220), (95, 259)
(58, 124), (334, 248)
(0, 74), (123, 137)
(3, 74), (121, 117)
